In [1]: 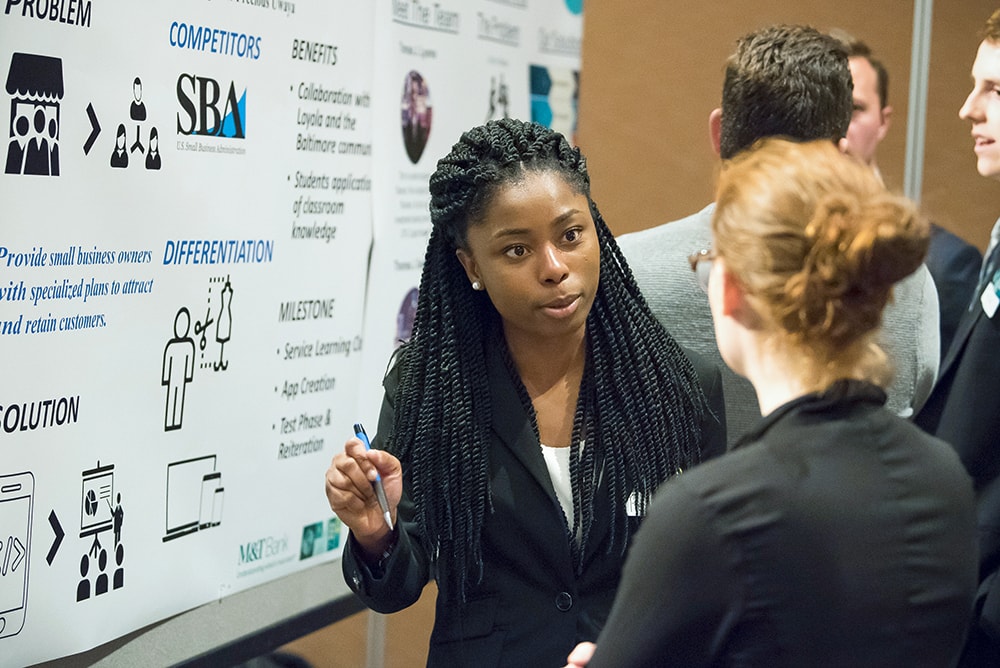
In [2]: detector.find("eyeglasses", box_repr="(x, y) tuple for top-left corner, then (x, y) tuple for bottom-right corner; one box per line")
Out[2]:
(687, 248), (716, 293)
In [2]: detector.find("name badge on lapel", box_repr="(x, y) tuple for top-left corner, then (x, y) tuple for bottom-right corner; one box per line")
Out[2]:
(981, 269), (1000, 319)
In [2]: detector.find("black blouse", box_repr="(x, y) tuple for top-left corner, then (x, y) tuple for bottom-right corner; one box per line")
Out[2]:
(590, 380), (978, 668)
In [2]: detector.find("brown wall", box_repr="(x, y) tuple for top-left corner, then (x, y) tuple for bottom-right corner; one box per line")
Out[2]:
(278, 582), (436, 667)
(578, 1), (1000, 251)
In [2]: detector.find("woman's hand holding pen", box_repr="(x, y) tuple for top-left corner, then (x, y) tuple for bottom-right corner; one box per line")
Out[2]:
(325, 437), (403, 555)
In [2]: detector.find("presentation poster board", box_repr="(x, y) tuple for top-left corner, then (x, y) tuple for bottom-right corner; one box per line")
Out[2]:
(359, 0), (583, 427)
(0, 1), (580, 665)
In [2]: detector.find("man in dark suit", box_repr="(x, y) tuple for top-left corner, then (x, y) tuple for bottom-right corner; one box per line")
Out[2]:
(833, 29), (983, 356)
(927, 224), (984, 355)
(915, 9), (1000, 666)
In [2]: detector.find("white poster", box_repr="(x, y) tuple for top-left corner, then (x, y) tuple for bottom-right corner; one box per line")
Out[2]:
(358, 0), (582, 428)
(527, 0), (583, 143)
(0, 2), (373, 664)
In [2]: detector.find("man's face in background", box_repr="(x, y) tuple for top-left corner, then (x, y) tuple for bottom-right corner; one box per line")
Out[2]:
(845, 56), (891, 167)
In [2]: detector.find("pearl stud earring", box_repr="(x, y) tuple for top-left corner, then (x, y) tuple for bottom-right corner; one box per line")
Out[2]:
(472, 280), (482, 291)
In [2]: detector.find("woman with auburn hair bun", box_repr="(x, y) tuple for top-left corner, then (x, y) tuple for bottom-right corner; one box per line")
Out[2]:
(566, 138), (978, 668)
(710, 137), (934, 396)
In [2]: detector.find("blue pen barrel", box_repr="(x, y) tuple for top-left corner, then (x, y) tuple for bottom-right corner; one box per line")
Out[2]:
(353, 422), (394, 530)
(354, 422), (382, 482)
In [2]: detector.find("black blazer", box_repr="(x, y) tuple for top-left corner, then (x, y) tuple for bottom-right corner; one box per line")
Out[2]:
(342, 340), (726, 667)
(917, 264), (1000, 665)
(925, 224), (982, 357)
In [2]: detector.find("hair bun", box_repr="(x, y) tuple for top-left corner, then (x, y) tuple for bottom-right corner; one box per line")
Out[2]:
(780, 189), (927, 345)
(806, 190), (926, 286)
(863, 197), (929, 286)
(714, 139), (930, 356)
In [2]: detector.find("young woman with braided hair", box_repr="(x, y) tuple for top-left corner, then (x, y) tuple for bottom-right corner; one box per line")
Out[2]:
(325, 118), (726, 666)
(566, 138), (977, 668)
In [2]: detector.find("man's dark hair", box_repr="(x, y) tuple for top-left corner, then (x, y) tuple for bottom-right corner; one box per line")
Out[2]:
(720, 24), (853, 159)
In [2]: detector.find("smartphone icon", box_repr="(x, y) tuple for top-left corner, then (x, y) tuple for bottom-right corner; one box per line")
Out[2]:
(0, 472), (33, 639)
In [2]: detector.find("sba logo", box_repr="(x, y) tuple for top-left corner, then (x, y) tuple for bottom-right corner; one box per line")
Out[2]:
(176, 74), (246, 138)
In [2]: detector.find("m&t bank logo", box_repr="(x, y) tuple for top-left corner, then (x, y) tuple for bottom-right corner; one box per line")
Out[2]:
(237, 534), (288, 564)
(176, 74), (247, 139)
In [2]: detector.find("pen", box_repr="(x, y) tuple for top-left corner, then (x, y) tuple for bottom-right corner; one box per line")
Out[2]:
(353, 422), (394, 530)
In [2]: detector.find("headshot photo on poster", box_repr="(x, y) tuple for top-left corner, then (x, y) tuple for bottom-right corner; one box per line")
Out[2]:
(401, 70), (432, 164)
(395, 287), (418, 348)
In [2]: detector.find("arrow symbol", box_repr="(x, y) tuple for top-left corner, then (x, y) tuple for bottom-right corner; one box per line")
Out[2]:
(10, 536), (25, 573)
(46, 509), (63, 565)
(83, 102), (100, 155)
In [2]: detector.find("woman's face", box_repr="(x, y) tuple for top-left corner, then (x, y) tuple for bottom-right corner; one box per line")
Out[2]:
(456, 171), (600, 344)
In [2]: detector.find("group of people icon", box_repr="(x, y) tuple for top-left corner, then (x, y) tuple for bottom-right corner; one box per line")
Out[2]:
(110, 77), (160, 170)
(5, 102), (59, 176)
(77, 492), (125, 602)
(3, 52), (62, 177)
